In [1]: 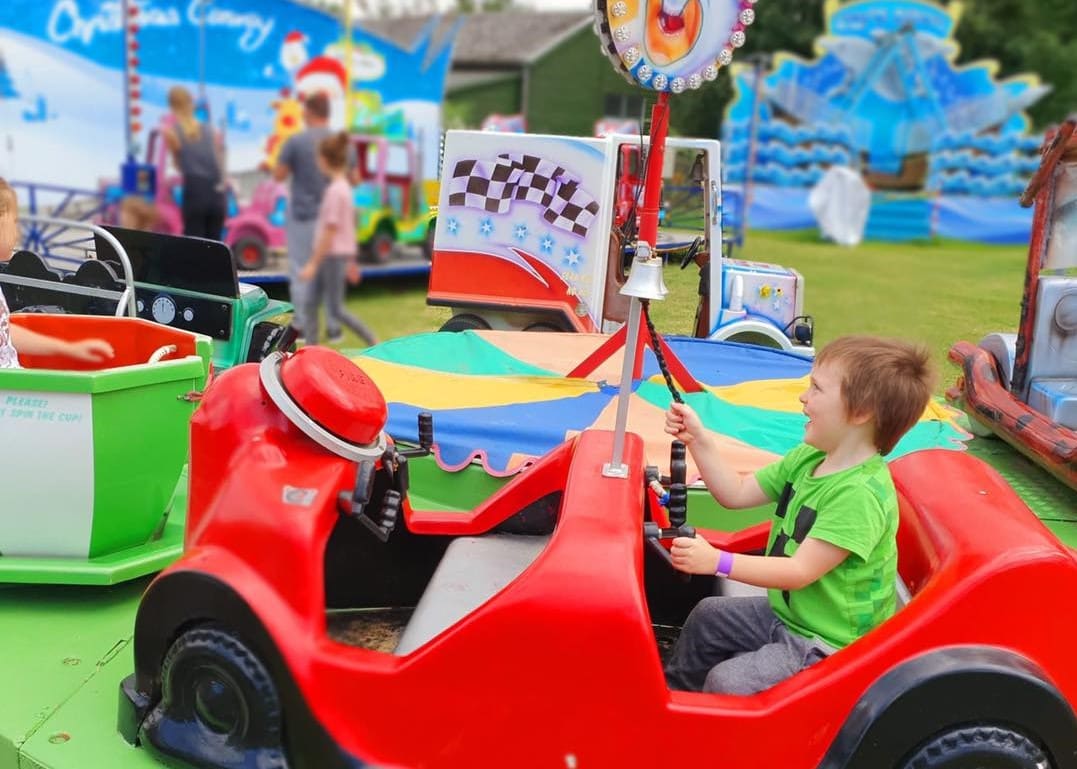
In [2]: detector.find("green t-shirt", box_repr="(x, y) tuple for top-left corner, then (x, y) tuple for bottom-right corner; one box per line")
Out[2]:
(754, 443), (898, 650)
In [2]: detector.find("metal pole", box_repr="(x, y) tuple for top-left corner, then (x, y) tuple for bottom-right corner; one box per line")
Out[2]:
(603, 92), (671, 478)
(742, 53), (770, 237)
(344, 0), (354, 130)
(637, 92), (670, 250)
(604, 296), (642, 478)
(198, 0), (209, 102)
(122, 0), (132, 160)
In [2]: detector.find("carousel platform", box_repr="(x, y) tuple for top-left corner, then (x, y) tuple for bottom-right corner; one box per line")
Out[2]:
(0, 437), (1074, 769)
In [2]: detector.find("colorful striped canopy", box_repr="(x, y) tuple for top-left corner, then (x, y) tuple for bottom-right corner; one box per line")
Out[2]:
(356, 331), (968, 482)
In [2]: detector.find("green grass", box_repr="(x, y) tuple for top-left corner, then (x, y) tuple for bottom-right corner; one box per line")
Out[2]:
(326, 229), (1029, 395)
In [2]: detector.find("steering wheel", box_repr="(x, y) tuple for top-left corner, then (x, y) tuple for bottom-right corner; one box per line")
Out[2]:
(147, 344), (178, 364)
(1020, 118), (1076, 208)
(679, 236), (704, 270)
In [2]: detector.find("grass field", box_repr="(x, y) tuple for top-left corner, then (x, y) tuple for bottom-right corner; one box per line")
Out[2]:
(315, 229), (1029, 394)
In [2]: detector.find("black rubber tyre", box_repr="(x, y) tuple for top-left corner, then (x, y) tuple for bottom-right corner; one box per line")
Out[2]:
(143, 626), (286, 768)
(421, 220), (436, 261)
(524, 322), (567, 332)
(232, 236), (269, 271)
(901, 725), (1050, 769)
(438, 313), (491, 333)
(366, 228), (396, 264)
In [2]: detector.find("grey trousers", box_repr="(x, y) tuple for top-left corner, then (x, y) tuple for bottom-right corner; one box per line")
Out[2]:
(286, 217), (317, 337)
(313, 257), (377, 346)
(665, 596), (830, 695)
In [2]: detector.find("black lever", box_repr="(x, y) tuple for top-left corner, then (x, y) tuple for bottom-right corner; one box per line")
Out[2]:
(418, 412), (433, 450)
(645, 441), (695, 541)
(398, 411), (435, 459)
(337, 460), (377, 518)
(668, 441), (688, 530)
(359, 489), (401, 543)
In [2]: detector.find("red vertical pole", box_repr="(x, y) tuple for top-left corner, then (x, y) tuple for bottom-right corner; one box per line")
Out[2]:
(630, 91), (671, 379)
(637, 92), (670, 251)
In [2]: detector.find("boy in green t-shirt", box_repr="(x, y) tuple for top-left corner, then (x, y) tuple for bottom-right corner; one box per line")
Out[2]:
(663, 336), (936, 695)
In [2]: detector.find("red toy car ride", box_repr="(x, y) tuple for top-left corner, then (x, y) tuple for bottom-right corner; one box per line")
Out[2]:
(119, 348), (1077, 769)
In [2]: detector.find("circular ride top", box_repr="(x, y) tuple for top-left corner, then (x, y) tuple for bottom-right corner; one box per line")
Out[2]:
(594, 0), (758, 93)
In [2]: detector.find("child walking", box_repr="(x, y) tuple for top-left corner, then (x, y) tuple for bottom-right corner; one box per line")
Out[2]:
(298, 132), (377, 347)
(663, 335), (936, 695)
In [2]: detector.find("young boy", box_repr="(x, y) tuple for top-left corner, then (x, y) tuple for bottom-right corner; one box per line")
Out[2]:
(663, 335), (936, 695)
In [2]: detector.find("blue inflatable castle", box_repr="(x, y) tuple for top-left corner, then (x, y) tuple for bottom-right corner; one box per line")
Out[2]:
(723, 0), (1050, 243)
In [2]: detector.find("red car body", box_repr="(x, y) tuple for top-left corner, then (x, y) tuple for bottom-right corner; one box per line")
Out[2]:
(120, 350), (1077, 769)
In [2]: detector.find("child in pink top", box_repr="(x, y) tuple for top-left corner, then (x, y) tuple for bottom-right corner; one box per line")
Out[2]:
(298, 132), (377, 346)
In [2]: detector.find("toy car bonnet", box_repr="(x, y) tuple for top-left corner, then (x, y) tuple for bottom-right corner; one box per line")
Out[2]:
(259, 347), (388, 461)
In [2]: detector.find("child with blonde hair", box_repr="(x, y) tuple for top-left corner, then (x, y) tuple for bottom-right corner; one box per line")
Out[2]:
(0, 179), (114, 368)
(162, 85), (226, 240)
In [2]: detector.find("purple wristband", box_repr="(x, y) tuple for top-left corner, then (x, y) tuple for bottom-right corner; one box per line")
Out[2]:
(715, 550), (734, 577)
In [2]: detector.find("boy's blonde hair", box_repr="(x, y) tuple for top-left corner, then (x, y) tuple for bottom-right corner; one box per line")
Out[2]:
(815, 335), (937, 455)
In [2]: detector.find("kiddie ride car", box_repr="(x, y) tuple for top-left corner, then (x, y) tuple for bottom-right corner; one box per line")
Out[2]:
(948, 116), (1077, 491)
(428, 130), (814, 354)
(225, 132), (436, 271)
(5, 220), (295, 372)
(0, 311), (211, 585)
(119, 344), (1077, 769)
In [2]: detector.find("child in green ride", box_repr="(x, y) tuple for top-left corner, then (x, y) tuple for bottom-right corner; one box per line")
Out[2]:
(0, 178), (115, 369)
(663, 335), (936, 694)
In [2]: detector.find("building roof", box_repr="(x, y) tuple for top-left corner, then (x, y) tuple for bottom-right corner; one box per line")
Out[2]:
(360, 12), (591, 67)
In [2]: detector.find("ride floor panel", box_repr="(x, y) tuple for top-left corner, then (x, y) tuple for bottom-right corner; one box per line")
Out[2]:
(1, 437), (1074, 769)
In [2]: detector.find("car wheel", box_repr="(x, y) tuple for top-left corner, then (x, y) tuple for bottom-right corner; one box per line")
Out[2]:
(366, 229), (396, 264)
(524, 321), (567, 332)
(233, 236), (269, 271)
(439, 313), (491, 333)
(142, 626), (286, 768)
(422, 221), (436, 261)
(901, 725), (1049, 769)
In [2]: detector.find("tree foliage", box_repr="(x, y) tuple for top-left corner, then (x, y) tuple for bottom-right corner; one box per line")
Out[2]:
(954, 0), (1077, 128)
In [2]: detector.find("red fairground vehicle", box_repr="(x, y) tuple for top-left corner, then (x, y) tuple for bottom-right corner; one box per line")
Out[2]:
(118, 346), (1077, 769)
(947, 116), (1077, 490)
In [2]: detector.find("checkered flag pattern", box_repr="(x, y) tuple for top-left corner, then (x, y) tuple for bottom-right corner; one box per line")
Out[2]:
(448, 153), (601, 238)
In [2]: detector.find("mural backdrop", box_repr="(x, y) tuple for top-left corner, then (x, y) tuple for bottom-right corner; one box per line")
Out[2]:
(721, 0), (1050, 243)
(0, 0), (455, 188)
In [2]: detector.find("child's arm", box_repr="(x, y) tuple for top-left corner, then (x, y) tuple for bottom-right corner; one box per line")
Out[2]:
(670, 534), (849, 590)
(11, 326), (114, 363)
(665, 401), (770, 509)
